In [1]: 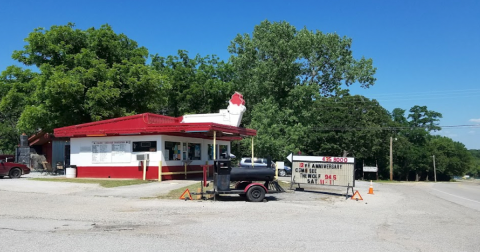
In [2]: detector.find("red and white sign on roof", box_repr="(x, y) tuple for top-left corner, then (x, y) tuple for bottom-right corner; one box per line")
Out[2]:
(181, 92), (246, 127)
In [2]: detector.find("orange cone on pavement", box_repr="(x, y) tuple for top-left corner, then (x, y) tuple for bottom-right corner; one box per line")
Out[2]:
(368, 180), (374, 194)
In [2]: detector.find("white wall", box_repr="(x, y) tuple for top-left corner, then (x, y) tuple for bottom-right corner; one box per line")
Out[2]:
(70, 135), (230, 167)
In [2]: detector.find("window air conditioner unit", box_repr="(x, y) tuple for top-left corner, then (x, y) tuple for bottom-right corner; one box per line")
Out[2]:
(136, 154), (149, 161)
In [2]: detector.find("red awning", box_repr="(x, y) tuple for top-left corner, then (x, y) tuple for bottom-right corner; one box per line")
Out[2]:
(54, 113), (256, 141)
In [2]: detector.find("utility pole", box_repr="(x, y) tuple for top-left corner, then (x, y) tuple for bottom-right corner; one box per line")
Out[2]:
(433, 155), (437, 182)
(390, 137), (393, 181)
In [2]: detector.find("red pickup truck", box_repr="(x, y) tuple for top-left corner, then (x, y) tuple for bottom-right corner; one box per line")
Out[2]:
(0, 160), (30, 179)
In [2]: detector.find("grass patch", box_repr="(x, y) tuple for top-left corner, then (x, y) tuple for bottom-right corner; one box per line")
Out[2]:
(29, 178), (154, 188)
(156, 181), (213, 200)
(277, 180), (294, 190)
(372, 180), (454, 183)
(155, 180), (292, 200)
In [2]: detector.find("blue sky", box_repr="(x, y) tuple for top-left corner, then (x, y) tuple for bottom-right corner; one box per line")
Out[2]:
(1, 0), (479, 149)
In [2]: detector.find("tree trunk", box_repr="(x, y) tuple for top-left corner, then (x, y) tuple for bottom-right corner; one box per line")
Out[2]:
(415, 172), (419, 182)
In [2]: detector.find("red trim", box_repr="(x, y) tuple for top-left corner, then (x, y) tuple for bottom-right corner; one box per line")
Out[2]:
(162, 165), (204, 173)
(54, 113), (256, 139)
(75, 165), (207, 180)
(244, 183), (268, 194)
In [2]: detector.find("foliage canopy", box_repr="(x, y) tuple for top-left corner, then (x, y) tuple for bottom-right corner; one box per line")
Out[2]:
(0, 21), (474, 180)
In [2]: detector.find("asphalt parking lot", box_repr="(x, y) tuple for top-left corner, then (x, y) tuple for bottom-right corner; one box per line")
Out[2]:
(1, 174), (480, 252)
(7, 172), (363, 201)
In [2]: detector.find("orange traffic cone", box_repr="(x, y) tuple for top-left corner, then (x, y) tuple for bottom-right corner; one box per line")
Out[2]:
(368, 180), (374, 194)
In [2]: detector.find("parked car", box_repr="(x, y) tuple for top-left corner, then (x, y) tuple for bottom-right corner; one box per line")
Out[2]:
(0, 160), (30, 179)
(0, 154), (14, 162)
(239, 157), (291, 177)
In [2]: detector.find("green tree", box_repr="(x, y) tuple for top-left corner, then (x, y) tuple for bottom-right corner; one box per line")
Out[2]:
(308, 95), (391, 158)
(390, 106), (443, 181)
(228, 20), (377, 158)
(429, 136), (472, 179)
(406, 105), (442, 180)
(467, 150), (480, 177)
(0, 66), (37, 153)
(11, 23), (168, 133)
(151, 50), (233, 117)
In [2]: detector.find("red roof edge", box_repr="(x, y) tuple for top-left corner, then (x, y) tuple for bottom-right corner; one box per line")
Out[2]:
(53, 112), (256, 139)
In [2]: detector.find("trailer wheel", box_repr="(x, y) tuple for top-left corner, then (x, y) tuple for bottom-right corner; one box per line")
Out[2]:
(246, 186), (265, 202)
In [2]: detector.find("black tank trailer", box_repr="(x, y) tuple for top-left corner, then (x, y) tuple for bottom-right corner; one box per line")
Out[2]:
(207, 160), (284, 202)
(230, 166), (275, 181)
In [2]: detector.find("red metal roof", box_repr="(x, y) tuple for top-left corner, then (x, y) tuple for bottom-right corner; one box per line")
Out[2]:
(53, 113), (256, 141)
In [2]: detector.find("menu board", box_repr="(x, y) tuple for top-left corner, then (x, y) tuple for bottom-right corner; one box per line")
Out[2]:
(111, 141), (131, 163)
(92, 142), (111, 163)
(92, 141), (131, 163)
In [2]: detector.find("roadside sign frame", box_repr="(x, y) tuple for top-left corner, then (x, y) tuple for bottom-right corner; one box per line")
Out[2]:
(288, 154), (356, 197)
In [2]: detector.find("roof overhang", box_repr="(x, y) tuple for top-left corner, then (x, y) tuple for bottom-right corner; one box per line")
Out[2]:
(28, 131), (69, 146)
(53, 113), (256, 141)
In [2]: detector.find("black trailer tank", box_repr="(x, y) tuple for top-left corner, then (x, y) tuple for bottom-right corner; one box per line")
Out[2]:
(230, 167), (275, 182)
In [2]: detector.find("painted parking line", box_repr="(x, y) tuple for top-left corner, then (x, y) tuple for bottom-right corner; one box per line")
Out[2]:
(432, 188), (480, 204)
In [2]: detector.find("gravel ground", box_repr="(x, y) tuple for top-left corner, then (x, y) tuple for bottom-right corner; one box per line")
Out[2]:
(1, 177), (479, 252)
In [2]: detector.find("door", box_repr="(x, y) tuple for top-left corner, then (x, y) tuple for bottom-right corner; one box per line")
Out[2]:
(0, 161), (8, 176)
(64, 145), (71, 167)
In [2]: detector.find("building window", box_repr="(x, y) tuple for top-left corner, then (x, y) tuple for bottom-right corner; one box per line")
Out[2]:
(188, 143), (201, 160)
(208, 144), (214, 160)
(208, 144), (229, 160)
(219, 145), (228, 159)
(165, 141), (181, 160)
(132, 141), (157, 152)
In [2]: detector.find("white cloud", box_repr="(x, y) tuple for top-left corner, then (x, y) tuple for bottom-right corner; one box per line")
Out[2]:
(469, 118), (480, 123)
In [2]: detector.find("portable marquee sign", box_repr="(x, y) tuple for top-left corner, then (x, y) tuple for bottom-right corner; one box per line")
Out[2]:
(287, 154), (355, 189)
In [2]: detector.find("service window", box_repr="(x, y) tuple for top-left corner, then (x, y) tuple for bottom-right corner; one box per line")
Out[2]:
(188, 143), (201, 160)
(219, 145), (228, 159)
(208, 144), (229, 160)
(165, 141), (181, 160)
(132, 141), (157, 152)
(208, 144), (214, 160)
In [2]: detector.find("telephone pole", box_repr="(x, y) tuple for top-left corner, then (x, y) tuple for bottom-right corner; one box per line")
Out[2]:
(433, 155), (437, 182)
(390, 137), (393, 181)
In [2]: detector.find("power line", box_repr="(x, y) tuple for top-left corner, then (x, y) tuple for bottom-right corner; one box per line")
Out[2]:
(364, 88), (480, 97)
(315, 88), (480, 104)
(311, 124), (480, 131)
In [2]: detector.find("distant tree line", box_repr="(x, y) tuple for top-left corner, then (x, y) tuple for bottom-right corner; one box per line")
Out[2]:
(0, 21), (476, 180)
